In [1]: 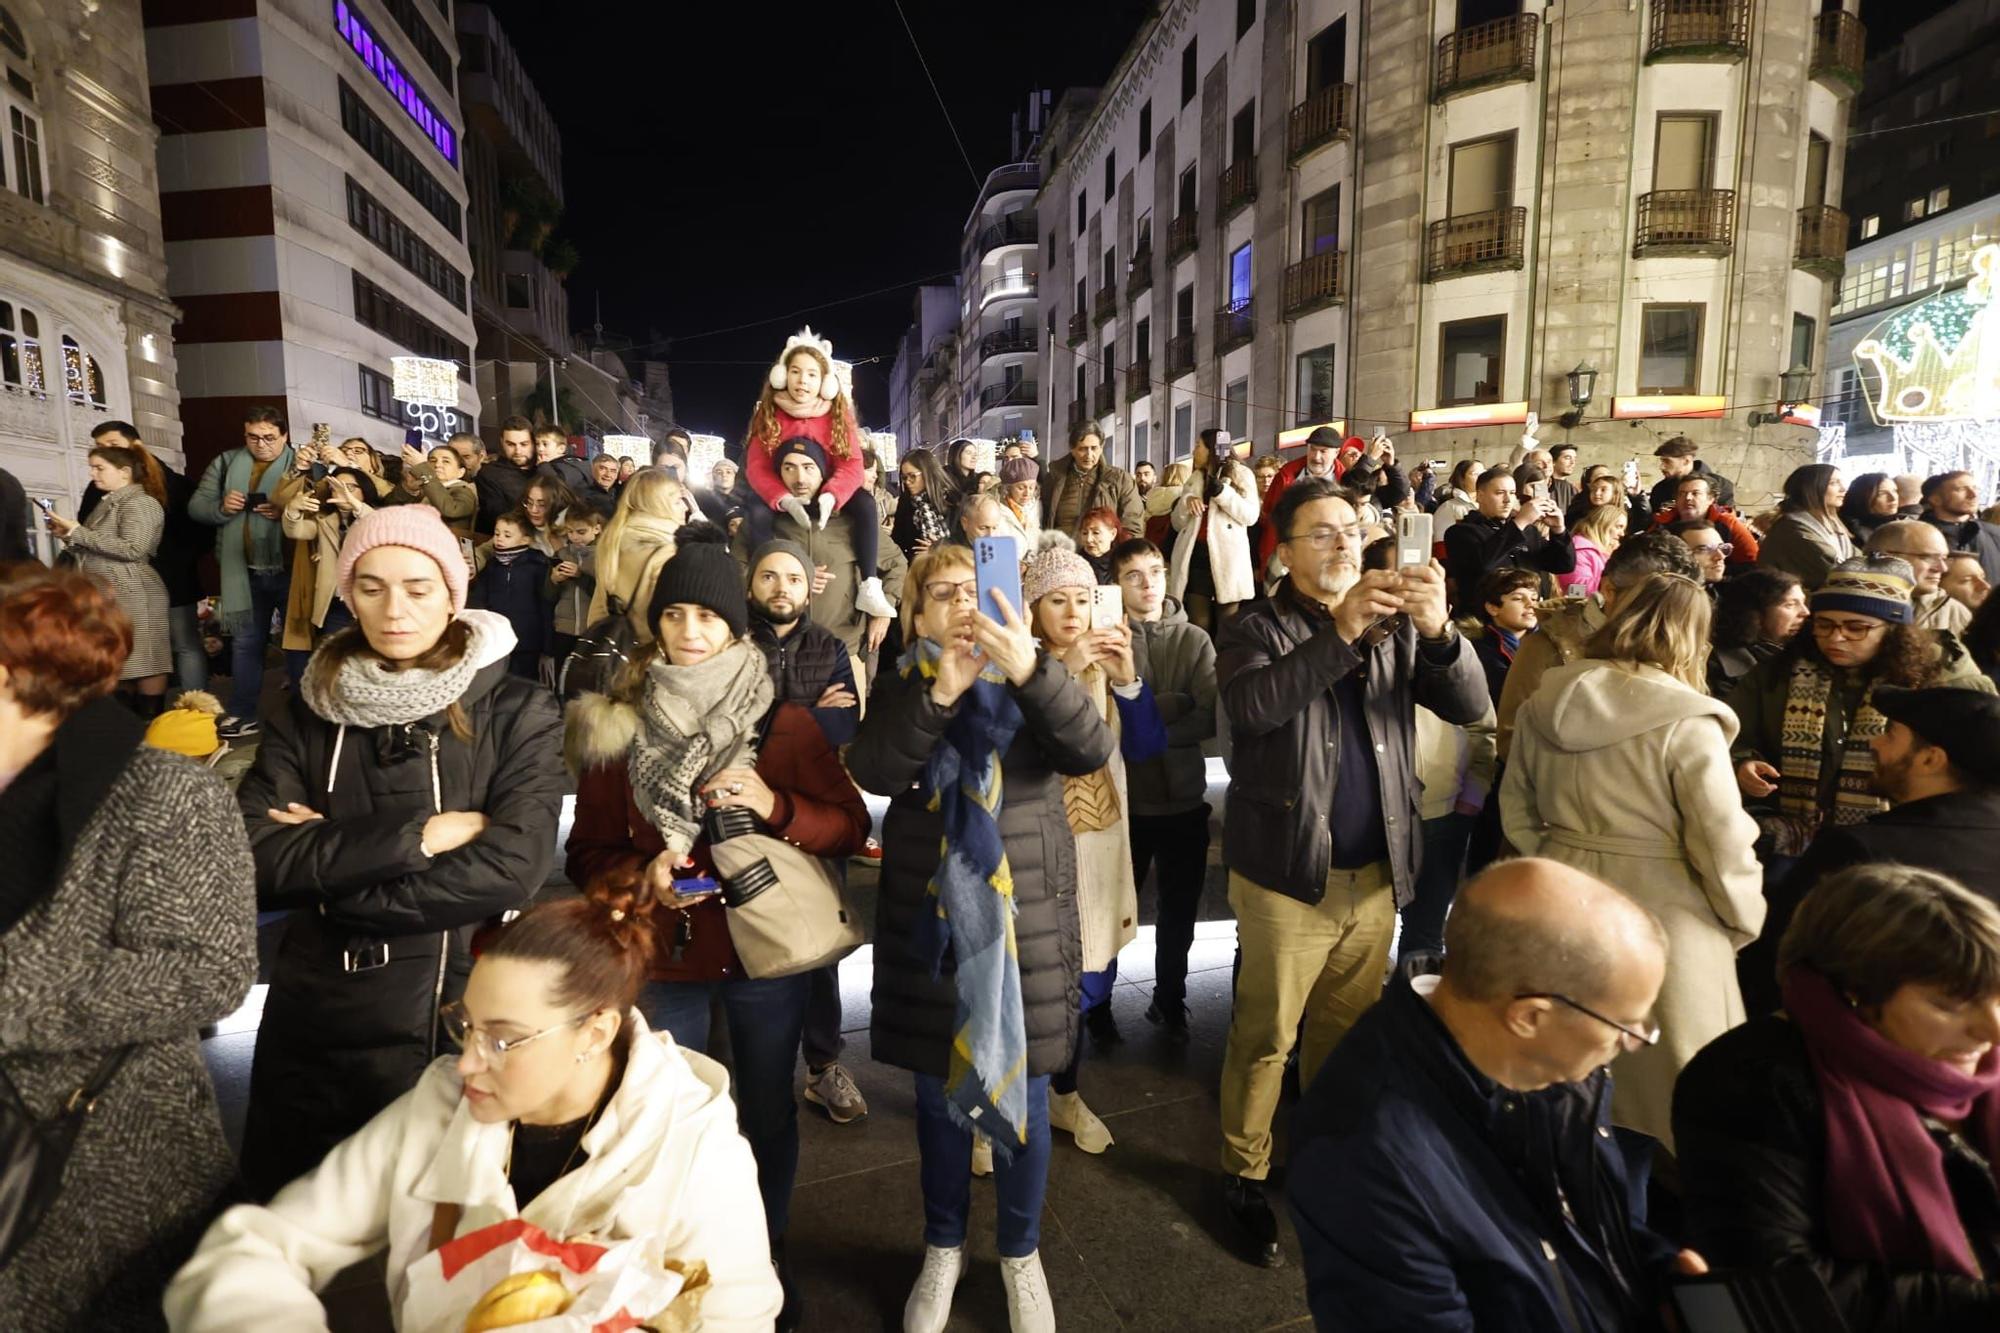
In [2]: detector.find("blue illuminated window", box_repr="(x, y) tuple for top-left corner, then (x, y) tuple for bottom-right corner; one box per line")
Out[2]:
(334, 0), (457, 165)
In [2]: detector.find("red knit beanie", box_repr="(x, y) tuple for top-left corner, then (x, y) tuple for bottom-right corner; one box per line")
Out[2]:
(336, 506), (470, 613)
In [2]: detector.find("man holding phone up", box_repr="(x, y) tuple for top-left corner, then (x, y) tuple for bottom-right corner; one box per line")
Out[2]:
(188, 405), (296, 738)
(1442, 465), (1576, 608)
(1213, 476), (1486, 1265)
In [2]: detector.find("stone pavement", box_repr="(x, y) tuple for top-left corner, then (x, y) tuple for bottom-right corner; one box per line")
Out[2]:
(201, 776), (1321, 1331)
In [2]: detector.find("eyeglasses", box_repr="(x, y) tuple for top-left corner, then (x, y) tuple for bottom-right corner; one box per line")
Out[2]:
(244, 431), (285, 444)
(1812, 617), (1888, 641)
(440, 1002), (591, 1070)
(1286, 524), (1365, 550)
(923, 579), (978, 604)
(1515, 992), (1661, 1050)
(1687, 541), (1733, 557)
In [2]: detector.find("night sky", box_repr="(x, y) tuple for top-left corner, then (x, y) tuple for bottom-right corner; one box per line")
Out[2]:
(492, 0), (1942, 438)
(488, 0), (1153, 436)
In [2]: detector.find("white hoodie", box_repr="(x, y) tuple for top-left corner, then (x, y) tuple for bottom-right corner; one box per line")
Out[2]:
(164, 1015), (781, 1332)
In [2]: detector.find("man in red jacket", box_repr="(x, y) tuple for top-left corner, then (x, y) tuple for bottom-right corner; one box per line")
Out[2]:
(1651, 473), (1759, 568)
(1256, 427), (1348, 567)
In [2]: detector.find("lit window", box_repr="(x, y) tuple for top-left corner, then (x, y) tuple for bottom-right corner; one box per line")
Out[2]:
(1930, 186), (1952, 213)
(1905, 198), (1926, 222)
(1860, 214), (1879, 239)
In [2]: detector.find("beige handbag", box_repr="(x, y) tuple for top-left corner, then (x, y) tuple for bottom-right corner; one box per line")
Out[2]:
(705, 806), (863, 979)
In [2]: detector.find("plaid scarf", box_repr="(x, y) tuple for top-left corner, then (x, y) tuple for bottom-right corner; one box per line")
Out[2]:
(900, 637), (1031, 1159)
(1769, 656), (1889, 854)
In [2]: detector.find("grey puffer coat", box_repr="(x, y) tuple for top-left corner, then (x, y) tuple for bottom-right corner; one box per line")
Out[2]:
(0, 700), (257, 1331)
(848, 655), (1115, 1078)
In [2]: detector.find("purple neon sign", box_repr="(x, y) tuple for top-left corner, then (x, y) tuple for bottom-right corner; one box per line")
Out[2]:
(334, 0), (458, 165)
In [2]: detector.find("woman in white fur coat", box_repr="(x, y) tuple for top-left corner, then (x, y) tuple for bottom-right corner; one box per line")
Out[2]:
(1168, 430), (1261, 635)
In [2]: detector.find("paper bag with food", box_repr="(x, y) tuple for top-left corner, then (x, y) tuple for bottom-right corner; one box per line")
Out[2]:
(399, 1217), (686, 1333)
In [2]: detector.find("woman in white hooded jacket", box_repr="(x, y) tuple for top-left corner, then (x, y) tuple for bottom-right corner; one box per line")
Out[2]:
(1500, 573), (1764, 1152)
(165, 884), (782, 1332)
(1168, 431), (1261, 635)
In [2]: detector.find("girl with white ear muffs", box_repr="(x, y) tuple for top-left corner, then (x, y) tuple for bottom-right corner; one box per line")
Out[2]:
(740, 328), (896, 619)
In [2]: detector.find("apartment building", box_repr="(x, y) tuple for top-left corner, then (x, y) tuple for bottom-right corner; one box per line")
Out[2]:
(888, 282), (960, 448)
(1038, 0), (1862, 498)
(145, 0), (478, 476)
(0, 0), (181, 535)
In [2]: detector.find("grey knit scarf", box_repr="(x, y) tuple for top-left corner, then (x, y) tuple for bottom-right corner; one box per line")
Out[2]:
(628, 639), (775, 859)
(300, 610), (511, 728)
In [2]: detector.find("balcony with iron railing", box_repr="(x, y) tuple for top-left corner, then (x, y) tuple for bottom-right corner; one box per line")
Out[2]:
(1126, 245), (1153, 299)
(1283, 251), (1345, 317)
(1125, 359), (1151, 400)
(1633, 189), (1736, 256)
(973, 212), (1038, 261)
(1645, 0), (1748, 62)
(979, 270), (1038, 308)
(1166, 330), (1196, 378)
(1067, 399), (1089, 430)
(970, 161), (1040, 220)
(1168, 211), (1200, 261)
(1288, 82), (1355, 161)
(1424, 207), (1528, 281)
(1067, 310), (1089, 346)
(1216, 299), (1254, 353)
(1093, 380), (1116, 418)
(1434, 13), (1538, 102)
(1093, 285), (1118, 325)
(1220, 160), (1257, 219)
(979, 379), (1037, 412)
(1795, 204), (1849, 277)
(979, 327), (1038, 363)
(1810, 10), (1865, 91)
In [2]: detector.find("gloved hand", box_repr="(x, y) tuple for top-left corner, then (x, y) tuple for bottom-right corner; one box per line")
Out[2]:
(815, 492), (836, 529)
(779, 494), (811, 529)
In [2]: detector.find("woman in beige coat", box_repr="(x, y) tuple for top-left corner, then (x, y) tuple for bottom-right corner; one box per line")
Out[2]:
(586, 467), (686, 635)
(1500, 573), (1764, 1151)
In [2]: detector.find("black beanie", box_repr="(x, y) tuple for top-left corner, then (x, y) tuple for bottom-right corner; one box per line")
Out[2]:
(774, 435), (831, 479)
(647, 520), (748, 638)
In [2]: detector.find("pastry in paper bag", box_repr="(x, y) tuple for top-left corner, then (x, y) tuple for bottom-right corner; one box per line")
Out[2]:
(399, 1217), (685, 1333)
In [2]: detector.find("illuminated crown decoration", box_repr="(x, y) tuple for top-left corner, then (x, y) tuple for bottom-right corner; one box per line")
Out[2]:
(1854, 244), (2000, 424)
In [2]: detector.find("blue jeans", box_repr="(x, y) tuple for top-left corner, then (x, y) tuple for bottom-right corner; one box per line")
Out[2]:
(640, 974), (810, 1240)
(913, 1072), (1052, 1258)
(226, 568), (291, 719)
(168, 603), (207, 691)
(1402, 812), (1474, 960)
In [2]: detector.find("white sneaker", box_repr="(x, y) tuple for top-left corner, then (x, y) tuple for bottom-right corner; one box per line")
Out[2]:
(1001, 1251), (1056, 1333)
(903, 1244), (965, 1333)
(1048, 1089), (1113, 1153)
(855, 575), (896, 619)
(970, 1133), (993, 1177)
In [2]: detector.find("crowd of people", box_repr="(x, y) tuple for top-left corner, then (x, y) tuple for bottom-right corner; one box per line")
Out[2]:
(8, 326), (2000, 1333)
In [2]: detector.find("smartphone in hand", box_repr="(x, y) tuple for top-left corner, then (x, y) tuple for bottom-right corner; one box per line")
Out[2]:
(1395, 511), (1433, 570)
(1090, 584), (1125, 630)
(973, 535), (1023, 624)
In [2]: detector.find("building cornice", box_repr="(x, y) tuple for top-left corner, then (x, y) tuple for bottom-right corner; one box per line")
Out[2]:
(1070, 0), (1196, 185)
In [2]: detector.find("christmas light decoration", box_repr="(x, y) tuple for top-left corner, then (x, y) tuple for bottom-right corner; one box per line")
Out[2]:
(1854, 243), (2000, 422)
(600, 434), (651, 464)
(687, 433), (727, 484)
(391, 356), (458, 407)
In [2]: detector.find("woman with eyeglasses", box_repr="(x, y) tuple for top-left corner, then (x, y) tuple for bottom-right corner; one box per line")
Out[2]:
(1501, 573), (1764, 1149)
(564, 522), (868, 1332)
(1674, 865), (2000, 1333)
(165, 878), (784, 1331)
(847, 543), (1115, 1333)
(890, 449), (956, 560)
(1758, 464), (1856, 591)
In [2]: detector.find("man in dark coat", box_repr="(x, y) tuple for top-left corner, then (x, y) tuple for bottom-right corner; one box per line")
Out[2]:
(1041, 424), (1143, 539)
(1920, 469), (2000, 586)
(1442, 465), (1576, 604)
(1289, 858), (1699, 1331)
(474, 416), (537, 534)
(1216, 476), (1486, 1264)
(1646, 435), (1735, 513)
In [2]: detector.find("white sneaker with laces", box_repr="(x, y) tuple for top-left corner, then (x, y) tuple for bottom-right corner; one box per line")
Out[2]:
(902, 1244), (964, 1333)
(1048, 1088), (1113, 1153)
(855, 575), (896, 619)
(1001, 1250), (1056, 1333)
(804, 1061), (868, 1123)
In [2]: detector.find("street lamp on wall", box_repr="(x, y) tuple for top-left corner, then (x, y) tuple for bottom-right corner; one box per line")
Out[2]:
(1750, 363), (1815, 426)
(1559, 361), (1597, 429)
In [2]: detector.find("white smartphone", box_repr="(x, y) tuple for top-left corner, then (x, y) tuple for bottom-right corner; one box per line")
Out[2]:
(1090, 583), (1125, 630)
(1395, 510), (1433, 570)
(1623, 458), (1641, 491)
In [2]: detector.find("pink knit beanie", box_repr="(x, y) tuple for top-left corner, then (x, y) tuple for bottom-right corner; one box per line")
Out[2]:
(336, 505), (470, 613)
(1021, 533), (1096, 608)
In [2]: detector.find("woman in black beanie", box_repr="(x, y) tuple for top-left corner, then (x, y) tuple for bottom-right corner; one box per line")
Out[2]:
(563, 521), (868, 1330)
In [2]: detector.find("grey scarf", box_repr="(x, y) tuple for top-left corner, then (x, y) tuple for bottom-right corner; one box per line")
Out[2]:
(300, 610), (512, 728)
(629, 639), (776, 859)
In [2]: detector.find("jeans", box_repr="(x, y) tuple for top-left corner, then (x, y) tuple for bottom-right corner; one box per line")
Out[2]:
(168, 603), (207, 691)
(914, 1072), (1052, 1258)
(1401, 812), (1474, 961)
(1130, 806), (1211, 1006)
(640, 973), (811, 1239)
(227, 568), (291, 720)
(1052, 966), (1117, 1096)
(801, 963), (844, 1070)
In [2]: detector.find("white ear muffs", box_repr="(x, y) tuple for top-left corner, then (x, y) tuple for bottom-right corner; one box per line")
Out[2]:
(768, 360), (789, 391)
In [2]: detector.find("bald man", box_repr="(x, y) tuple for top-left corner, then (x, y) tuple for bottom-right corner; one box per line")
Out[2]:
(1288, 859), (1705, 1331)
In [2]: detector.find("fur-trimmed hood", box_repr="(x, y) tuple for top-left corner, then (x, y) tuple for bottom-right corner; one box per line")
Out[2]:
(563, 690), (640, 777)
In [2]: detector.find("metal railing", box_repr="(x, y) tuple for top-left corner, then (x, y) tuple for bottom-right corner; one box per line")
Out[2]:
(1093, 381), (1116, 418)
(1283, 251), (1345, 317)
(1435, 14), (1538, 101)
(1810, 10), (1865, 89)
(979, 328), (1037, 362)
(1067, 399), (1089, 429)
(1125, 359), (1152, 400)
(1168, 211), (1200, 260)
(1795, 204), (1849, 273)
(1633, 189), (1736, 255)
(1126, 245), (1153, 299)
(1646, 0), (1748, 59)
(979, 271), (1037, 306)
(1067, 310), (1089, 345)
(974, 212), (1038, 259)
(979, 380), (1037, 411)
(1220, 160), (1257, 218)
(1094, 285), (1118, 325)
(1166, 330), (1196, 377)
(1216, 299), (1254, 352)
(1424, 207), (1528, 281)
(1288, 83), (1355, 161)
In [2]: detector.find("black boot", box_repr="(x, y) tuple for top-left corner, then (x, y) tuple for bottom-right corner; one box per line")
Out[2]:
(1221, 1174), (1283, 1268)
(1145, 994), (1191, 1045)
(1085, 1001), (1123, 1048)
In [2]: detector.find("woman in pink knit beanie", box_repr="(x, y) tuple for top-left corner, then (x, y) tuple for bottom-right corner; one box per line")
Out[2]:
(228, 502), (568, 1199)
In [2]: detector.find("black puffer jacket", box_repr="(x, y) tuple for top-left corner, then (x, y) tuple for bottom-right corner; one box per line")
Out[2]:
(233, 634), (564, 1198)
(848, 655), (1114, 1078)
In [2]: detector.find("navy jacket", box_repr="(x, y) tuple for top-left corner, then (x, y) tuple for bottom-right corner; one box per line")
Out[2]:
(467, 549), (554, 655)
(1289, 978), (1678, 1332)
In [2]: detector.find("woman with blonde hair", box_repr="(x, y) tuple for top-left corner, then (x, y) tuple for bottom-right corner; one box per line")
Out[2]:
(587, 467), (688, 635)
(1558, 502), (1628, 598)
(1501, 573), (1764, 1149)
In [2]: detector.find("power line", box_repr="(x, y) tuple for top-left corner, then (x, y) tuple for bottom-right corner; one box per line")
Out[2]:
(889, 0), (982, 192)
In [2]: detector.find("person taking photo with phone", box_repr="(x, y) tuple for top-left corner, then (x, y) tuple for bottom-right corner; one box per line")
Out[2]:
(188, 405), (297, 739)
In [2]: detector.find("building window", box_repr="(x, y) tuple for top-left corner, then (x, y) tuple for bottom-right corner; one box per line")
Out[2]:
(1653, 113), (1716, 192)
(1225, 377), (1248, 439)
(1904, 198), (1926, 222)
(1077, 190), (1087, 232)
(1930, 185), (1952, 213)
(1174, 401), (1193, 455)
(1104, 150), (1116, 200)
(1133, 420), (1149, 461)
(1135, 212), (1152, 253)
(1228, 242), (1252, 307)
(333, 0), (458, 163)
(1306, 19), (1347, 93)
(1136, 315), (1151, 361)
(338, 80), (463, 238)
(1101, 342), (1115, 385)
(1638, 304), (1703, 394)
(1448, 133), (1515, 216)
(1048, 234), (1057, 267)
(1438, 316), (1505, 407)
(1076, 364), (1087, 406)
(1790, 312), (1816, 372)
(375, 0), (456, 93)
(58, 336), (105, 409)
(1232, 102), (1255, 164)
(1138, 101), (1151, 157)
(504, 272), (532, 308)
(0, 4), (40, 207)
(346, 176), (468, 310)
(1181, 39), (1197, 107)
(359, 364), (396, 421)
(1302, 185), (1340, 257)
(0, 298), (45, 394)
(1296, 344), (1334, 422)
(7, 102), (40, 204)
(1175, 285), (1195, 338)
(1804, 133), (1830, 208)
(351, 270), (471, 370)
(1236, 0), (1256, 39)
(1860, 213), (1880, 239)
(1178, 163), (1197, 217)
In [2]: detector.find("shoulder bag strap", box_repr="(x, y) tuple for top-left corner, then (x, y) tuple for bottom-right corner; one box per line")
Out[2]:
(0, 1045), (136, 1122)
